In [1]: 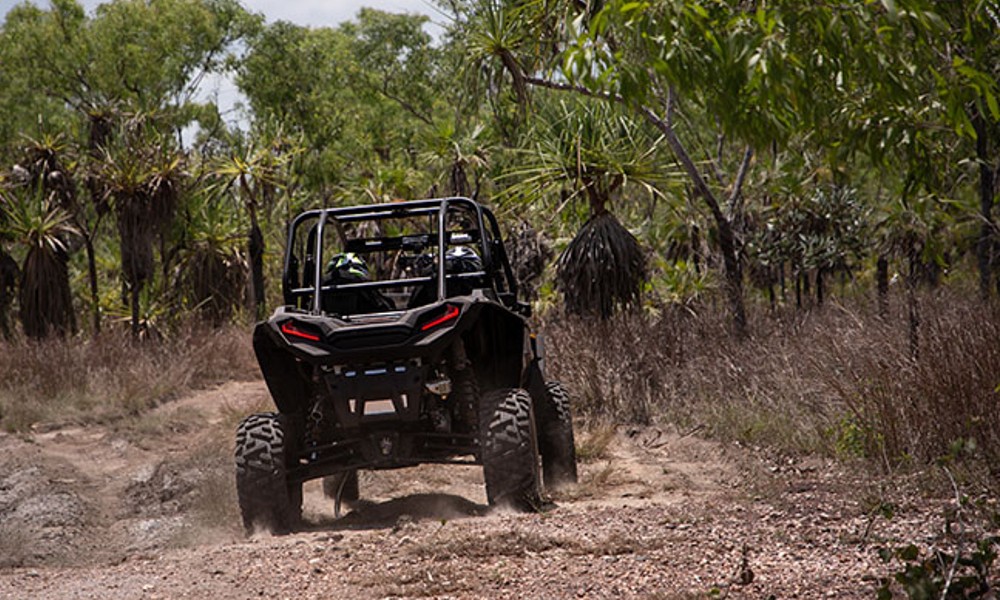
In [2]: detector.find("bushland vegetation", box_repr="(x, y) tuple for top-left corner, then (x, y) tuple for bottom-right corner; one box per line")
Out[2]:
(0, 0), (998, 487)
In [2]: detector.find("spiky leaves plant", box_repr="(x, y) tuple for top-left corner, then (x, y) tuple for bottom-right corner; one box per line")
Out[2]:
(0, 176), (19, 339)
(1, 186), (79, 338)
(14, 132), (108, 334)
(557, 212), (646, 318)
(505, 97), (677, 317)
(0, 248), (16, 340)
(462, 0), (532, 137)
(177, 192), (247, 326)
(98, 118), (183, 336)
(420, 121), (492, 198)
(210, 131), (300, 319)
(460, 0), (575, 140)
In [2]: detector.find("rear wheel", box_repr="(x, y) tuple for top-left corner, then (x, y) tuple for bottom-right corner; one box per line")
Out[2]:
(479, 388), (541, 511)
(235, 412), (302, 534)
(322, 470), (359, 503)
(537, 381), (578, 488)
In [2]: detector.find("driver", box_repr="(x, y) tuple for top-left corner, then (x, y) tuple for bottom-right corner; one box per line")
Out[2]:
(323, 253), (394, 314)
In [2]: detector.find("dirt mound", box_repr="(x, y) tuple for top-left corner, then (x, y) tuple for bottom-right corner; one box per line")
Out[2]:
(0, 465), (88, 567)
(125, 462), (202, 517)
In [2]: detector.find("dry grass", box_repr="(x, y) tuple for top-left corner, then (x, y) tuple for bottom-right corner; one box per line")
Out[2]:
(574, 424), (616, 463)
(4, 282), (997, 493)
(544, 286), (1000, 483)
(0, 322), (258, 432)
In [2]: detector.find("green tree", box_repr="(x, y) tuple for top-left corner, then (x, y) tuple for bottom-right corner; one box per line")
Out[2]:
(1, 0), (257, 135)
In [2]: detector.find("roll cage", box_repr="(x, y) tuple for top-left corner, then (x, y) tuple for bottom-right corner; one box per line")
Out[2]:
(281, 197), (523, 316)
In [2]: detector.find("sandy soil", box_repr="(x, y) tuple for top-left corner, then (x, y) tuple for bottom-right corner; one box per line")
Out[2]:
(0, 381), (958, 598)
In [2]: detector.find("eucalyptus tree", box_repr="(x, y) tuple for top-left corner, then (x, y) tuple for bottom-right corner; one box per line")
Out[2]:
(345, 9), (442, 130)
(1, 0), (257, 144)
(455, 0), (820, 334)
(239, 8), (492, 204)
(911, 1), (1000, 298)
(237, 22), (354, 190)
(456, 0), (999, 334)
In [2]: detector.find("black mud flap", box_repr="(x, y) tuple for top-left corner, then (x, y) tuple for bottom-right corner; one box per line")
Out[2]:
(254, 323), (311, 414)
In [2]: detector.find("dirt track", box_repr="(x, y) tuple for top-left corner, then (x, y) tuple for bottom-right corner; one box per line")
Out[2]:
(0, 381), (947, 598)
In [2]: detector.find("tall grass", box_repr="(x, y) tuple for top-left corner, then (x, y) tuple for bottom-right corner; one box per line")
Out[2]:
(0, 322), (258, 432)
(543, 288), (1000, 481)
(3, 287), (997, 485)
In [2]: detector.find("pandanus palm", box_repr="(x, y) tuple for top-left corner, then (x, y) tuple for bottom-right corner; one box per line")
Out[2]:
(176, 191), (247, 325)
(0, 177), (19, 339)
(210, 133), (300, 319)
(504, 97), (677, 317)
(420, 122), (491, 199)
(14, 133), (106, 334)
(0, 185), (79, 338)
(97, 120), (183, 337)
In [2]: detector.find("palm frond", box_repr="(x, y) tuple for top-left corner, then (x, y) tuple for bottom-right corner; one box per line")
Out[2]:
(557, 211), (646, 318)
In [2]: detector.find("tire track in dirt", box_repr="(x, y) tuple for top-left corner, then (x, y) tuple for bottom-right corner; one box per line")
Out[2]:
(0, 381), (943, 598)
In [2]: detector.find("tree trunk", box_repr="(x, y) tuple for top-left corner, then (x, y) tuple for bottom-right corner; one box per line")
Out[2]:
(84, 236), (101, 334)
(779, 262), (786, 302)
(715, 216), (746, 333)
(907, 246), (919, 361)
(641, 87), (746, 336)
(130, 284), (141, 338)
(816, 268), (825, 305)
(876, 255), (889, 317)
(794, 270), (802, 309)
(691, 224), (701, 274)
(973, 110), (996, 299)
(248, 217), (265, 319)
(0, 250), (18, 340)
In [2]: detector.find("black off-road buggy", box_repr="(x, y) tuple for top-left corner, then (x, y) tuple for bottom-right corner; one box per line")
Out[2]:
(236, 197), (577, 533)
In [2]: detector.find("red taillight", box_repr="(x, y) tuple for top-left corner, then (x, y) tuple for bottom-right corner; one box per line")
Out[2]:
(421, 304), (460, 331)
(280, 321), (321, 342)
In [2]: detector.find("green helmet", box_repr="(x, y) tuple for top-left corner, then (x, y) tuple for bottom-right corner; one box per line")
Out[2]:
(326, 252), (369, 283)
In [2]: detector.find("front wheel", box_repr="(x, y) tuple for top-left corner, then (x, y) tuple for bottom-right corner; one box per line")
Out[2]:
(235, 412), (302, 534)
(479, 388), (542, 511)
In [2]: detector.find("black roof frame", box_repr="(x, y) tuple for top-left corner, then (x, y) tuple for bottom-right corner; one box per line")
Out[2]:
(281, 197), (518, 315)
